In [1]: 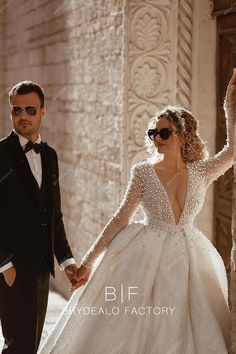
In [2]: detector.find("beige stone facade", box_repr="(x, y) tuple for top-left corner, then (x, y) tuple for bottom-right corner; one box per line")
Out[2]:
(0, 0), (219, 298)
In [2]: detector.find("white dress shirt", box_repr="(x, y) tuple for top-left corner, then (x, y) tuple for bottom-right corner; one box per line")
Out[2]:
(0, 130), (76, 273)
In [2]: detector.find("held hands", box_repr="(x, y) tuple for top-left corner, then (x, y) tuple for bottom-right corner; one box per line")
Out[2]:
(3, 264), (92, 291)
(71, 264), (93, 292)
(3, 266), (16, 287)
(64, 264), (93, 292)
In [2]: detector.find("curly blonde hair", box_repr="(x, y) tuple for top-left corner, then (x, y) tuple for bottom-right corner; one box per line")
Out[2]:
(145, 105), (209, 163)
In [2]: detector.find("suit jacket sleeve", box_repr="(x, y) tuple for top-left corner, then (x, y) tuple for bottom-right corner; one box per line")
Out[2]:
(52, 150), (74, 265)
(0, 147), (15, 268)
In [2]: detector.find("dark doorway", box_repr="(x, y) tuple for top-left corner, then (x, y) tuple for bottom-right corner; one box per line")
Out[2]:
(212, 1), (236, 295)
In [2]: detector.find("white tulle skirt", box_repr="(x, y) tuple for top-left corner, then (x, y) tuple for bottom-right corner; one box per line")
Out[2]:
(39, 222), (231, 354)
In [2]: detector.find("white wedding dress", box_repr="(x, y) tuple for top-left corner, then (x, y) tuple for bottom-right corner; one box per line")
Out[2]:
(39, 107), (235, 354)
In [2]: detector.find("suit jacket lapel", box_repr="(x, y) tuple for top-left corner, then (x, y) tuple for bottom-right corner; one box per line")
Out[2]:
(40, 145), (54, 215)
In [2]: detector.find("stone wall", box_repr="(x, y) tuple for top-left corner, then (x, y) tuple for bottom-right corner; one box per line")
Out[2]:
(0, 0), (124, 297)
(191, 0), (217, 237)
(0, 1), (7, 133)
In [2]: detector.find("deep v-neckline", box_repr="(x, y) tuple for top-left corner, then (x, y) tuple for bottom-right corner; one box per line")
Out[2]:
(150, 162), (190, 226)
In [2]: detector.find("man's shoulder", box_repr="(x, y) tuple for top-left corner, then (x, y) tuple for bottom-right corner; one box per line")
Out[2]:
(0, 134), (11, 151)
(45, 142), (55, 152)
(0, 130), (18, 148)
(0, 137), (7, 145)
(0, 132), (11, 143)
(44, 143), (58, 159)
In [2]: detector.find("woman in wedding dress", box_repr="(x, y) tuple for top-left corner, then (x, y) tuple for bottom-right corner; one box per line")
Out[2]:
(39, 70), (236, 354)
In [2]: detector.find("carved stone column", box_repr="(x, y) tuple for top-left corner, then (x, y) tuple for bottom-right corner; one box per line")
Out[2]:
(123, 0), (193, 176)
(176, 0), (193, 108)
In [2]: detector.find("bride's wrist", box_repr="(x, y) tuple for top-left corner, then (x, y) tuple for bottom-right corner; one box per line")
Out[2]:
(224, 103), (234, 107)
(80, 261), (93, 269)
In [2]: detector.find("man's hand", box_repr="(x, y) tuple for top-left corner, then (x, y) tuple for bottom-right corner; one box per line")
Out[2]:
(3, 266), (16, 287)
(64, 264), (80, 286)
(70, 264), (93, 292)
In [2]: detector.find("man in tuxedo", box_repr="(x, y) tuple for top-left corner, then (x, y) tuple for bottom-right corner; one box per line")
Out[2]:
(0, 81), (81, 353)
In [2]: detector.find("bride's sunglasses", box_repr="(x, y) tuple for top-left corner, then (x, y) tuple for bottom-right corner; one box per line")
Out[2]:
(147, 128), (174, 140)
(11, 105), (38, 117)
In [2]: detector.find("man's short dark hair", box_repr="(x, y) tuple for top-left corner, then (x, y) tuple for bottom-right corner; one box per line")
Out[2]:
(9, 81), (45, 108)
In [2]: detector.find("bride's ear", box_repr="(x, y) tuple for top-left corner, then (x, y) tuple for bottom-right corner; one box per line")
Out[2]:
(179, 137), (186, 148)
(177, 133), (184, 146)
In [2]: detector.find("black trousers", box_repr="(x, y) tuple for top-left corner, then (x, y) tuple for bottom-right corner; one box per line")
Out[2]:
(0, 270), (50, 354)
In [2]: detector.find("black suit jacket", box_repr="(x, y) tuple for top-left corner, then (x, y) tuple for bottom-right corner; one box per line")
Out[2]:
(0, 131), (74, 277)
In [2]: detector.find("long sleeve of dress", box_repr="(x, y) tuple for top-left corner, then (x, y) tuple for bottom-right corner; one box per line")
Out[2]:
(80, 163), (143, 268)
(199, 93), (235, 188)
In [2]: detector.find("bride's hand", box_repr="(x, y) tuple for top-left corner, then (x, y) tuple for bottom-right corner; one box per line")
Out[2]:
(70, 264), (93, 292)
(224, 68), (236, 108)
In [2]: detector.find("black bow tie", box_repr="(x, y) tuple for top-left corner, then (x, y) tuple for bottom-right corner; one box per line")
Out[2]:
(24, 140), (46, 154)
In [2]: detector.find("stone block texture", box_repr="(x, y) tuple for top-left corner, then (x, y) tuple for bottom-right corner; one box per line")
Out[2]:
(0, 0), (124, 297)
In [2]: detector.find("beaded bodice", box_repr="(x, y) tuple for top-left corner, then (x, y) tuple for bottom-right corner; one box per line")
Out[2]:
(141, 161), (205, 230)
(81, 104), (235, 269)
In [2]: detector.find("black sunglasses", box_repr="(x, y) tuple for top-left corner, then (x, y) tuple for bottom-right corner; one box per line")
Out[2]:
(147, 128), (174, 140)
(11, 105), (38, 117)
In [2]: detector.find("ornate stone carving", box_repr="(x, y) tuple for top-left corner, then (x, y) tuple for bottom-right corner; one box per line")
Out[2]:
(125, 0), (194, 171)
(125, 0), (173, 169)
(176, 0), (193, 108)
